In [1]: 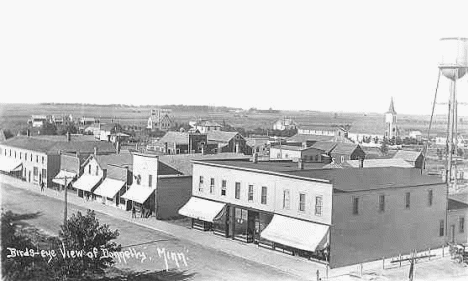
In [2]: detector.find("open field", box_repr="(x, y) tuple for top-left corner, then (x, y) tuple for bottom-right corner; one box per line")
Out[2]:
(1, 103), (468, 137)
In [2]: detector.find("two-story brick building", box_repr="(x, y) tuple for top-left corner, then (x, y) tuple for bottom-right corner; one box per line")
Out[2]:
(180, 160), (446, 268)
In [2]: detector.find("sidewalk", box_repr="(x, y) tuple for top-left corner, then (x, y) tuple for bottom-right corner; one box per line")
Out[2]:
(1, 175), (329, 280)
(0, 175), (453, 280)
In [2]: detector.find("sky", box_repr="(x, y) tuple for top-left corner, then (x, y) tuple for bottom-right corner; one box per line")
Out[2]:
(1, 1), (467, 115)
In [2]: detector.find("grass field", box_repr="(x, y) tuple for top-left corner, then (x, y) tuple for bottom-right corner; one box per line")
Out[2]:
(0, 103), (465, 137)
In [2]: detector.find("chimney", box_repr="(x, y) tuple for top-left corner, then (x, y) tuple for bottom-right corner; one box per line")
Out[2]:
(94, 147), (97, 156)
(252, 152), (258, 163)
(76, 151), (80, 158)
(358, 157), (364, 168)
(66, 131), (71, 142)
(302, 142), (307, 149)
(298, 158), (304, 170)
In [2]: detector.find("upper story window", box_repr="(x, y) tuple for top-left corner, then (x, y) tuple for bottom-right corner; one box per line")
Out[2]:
(428, 189), (433, 207)
(299, 193), (306, 212)
(14, 151), (16, 158)
(95, 166), (99, 176)
(439, 220), (445, 237)
(315, 196), (323, 216)
(30, 153), (32, 161)
(235, 182), (241, 199)
(352, 196), (359, 215)
(261, 186), (267, 205)
(42, 156), (44, 164)
(340, 156), (345, 163)
(88, 165), (92, 174)
(405, 192), (411, 209)
(148, 175), (153, 187)
(36, 155), (39, 163)
(283, 189), (290, 209)
(379, 194), (385, 212)
(460, 217), (465, 233)
(9, 149), (11, 157)
(210, 178), (215, 194)
(25, 152), (27, 160)
(19, 152), (22, 160)
(221, 180), (227, 196)
(248, 185), (254, 202)
(198, 176), (204, 192)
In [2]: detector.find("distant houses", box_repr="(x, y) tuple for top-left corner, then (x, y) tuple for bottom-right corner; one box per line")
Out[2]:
(189, 120), (222, 134)
(272, 117), (297, 131)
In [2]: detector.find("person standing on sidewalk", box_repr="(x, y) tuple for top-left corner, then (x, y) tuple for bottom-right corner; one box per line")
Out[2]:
(40, 181), (44, 192)
(132, 206), (136, 218)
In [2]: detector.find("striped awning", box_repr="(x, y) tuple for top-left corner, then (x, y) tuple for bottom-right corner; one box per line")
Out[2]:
(121, 185), (154, 204)
(52, 170), (77, 186)
(94, 178), (125, 198)
(72, 174), (101, 192)
(178, 197), (226, 222)
(260, 215), (329, 252)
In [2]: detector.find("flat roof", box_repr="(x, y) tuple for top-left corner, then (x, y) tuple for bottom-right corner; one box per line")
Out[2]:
(194, 160), (444, 192)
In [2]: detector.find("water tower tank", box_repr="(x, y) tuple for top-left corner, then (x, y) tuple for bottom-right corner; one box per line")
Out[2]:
(439, 37), (468, 80)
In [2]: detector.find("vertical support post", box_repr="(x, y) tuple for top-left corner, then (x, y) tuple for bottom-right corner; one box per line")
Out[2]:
(326, 264), (329, 280)
(399, 253), (402, 267)
(382, 257), (385, 269)
(63, 176), (68, 226)
(428, 248), (431, 260)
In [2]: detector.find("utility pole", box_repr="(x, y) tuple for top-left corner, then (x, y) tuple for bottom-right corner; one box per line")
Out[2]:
(64, 176), (68, 226)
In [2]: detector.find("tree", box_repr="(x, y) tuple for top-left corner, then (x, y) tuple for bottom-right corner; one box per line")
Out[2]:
(39, 123), (57, 135)
(56, 124), (78, 135)
(380, 138), (389, 155)
(58, 209), (121, 278)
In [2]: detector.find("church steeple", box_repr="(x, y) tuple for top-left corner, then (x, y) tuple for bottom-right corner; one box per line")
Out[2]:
(387, 97), (397, 115)
(385, 97), (398, 139)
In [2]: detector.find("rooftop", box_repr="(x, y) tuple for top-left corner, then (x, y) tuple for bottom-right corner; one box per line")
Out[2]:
(287, 134), (335, 143)
(311, 141), (338, 153)
(332, 143), (361, 155)
(0, 136), (116, 154)
(159, 153), (251, 175)
(448, 198), (468, 211)
(207, 131), (241, 143)
(194, 160), (443, 192)
(345, 158), (413, 168)
(194, 120), (222, 127)
(393, 150), (423, 162)
(94, 151), (133, 169)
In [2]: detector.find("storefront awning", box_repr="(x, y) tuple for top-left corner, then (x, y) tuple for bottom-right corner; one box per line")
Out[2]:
(72, 174), (101, 192)
(178, 197), (226, 222)
(121, 185), (154, 204)
(0, 157), (22, 173)
(260, 215), (329, 252)
(52, 170), (77, 186)
(94, 178), (125, 198)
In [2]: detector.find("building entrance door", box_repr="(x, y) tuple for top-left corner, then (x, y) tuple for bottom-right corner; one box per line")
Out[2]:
(450, 224), (456, 243)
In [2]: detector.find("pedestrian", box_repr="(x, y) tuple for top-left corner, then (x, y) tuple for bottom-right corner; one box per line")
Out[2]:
(131, 206), (136, 218)
(40, 181), (44, 192)
(140, 206), (145, 218)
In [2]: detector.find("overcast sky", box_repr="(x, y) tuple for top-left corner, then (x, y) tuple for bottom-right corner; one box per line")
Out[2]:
(1, 1), (467, 115)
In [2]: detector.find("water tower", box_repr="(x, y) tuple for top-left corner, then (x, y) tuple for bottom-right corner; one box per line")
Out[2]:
(438, 37), (468, 184)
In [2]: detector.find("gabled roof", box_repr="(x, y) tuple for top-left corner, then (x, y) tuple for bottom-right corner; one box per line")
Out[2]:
(0, 130), (7, 142)
(393, 150), (423, 162)
(159, 153), (250, 175)
(0, 136), (116, 154)
(287, 134), (334, 143)
(448, 198), (468, 211)
(207, 131), (241, 143)
(99, 123), (120, 132)
(332, 143), (361, 155)
(311, 142), (338, 153)
(270, 145), (306, 151)
(158, 132), (190, 145)
(94, 151), (133, 170)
